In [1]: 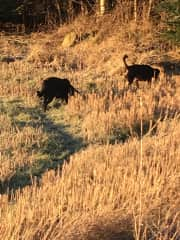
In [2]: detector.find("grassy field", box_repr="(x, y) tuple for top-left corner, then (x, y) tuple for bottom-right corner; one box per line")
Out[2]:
(0, 15), (180, 240)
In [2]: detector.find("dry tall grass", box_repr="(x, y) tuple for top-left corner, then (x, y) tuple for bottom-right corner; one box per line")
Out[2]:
(0, 14), (180, 240)
(0, 126), (179, 239)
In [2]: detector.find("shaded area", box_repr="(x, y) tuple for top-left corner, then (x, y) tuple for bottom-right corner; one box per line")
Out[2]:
(110, 105), (179, 144)
(57, 214), (135, 240)
(0, 0), (98, 33)
(0, 99), (86, 194)
(102, 82), (180, 144)
(158, 59), (180, 82)
(83, 227), (134, 240)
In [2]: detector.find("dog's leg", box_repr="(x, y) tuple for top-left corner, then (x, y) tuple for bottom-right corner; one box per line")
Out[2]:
(127, 74), (134, 90)
(43, 96), (53, 111)
(148, 79), (152, 88)
(135, 79), (139, 89)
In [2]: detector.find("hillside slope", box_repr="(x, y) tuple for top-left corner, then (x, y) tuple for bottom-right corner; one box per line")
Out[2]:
(0, 14), (180, 240)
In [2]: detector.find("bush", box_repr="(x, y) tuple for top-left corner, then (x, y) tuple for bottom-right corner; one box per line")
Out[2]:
(157, 0), (180, 44)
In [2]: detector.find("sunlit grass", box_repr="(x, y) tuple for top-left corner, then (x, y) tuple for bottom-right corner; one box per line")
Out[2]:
(0, 20), (179, 239)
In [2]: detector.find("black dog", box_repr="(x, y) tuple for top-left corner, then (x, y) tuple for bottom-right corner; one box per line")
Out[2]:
(37, 77), (80, 111)
(123, 55), (160, 88)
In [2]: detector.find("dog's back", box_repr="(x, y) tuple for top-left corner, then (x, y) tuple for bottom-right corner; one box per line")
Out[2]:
(128, 64), (154, 81)
(39, 77), (70, 97)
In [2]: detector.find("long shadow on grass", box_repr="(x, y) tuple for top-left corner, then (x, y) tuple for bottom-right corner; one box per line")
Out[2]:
(109, 105), (179, 144)
(0, 101), (86, 194)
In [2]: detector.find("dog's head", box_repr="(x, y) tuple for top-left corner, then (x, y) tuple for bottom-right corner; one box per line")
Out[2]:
(154, 68), (160, 81)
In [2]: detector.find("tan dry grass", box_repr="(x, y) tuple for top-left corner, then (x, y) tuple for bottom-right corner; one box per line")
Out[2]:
(66, 77), (180, 143)
(0, 122), (44, 181)
(0, 119), (179, 239)
(0, 13), (180, 240)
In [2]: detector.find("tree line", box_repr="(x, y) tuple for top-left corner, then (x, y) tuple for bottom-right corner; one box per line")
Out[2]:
(0, 0), (158, 30)
(0, 0), (179, 43)
(0, 0), (113, 31)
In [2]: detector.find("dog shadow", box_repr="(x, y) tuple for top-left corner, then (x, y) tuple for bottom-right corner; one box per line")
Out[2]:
(156, 56), (180, 82)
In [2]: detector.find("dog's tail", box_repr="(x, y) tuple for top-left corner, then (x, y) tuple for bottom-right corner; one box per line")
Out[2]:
(70, 85), (87, 100)
(37, 90), (43, 98)
(69, 84), (81, 95)
(74, 87), (81, 94)
(123, 54), (129, 70)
